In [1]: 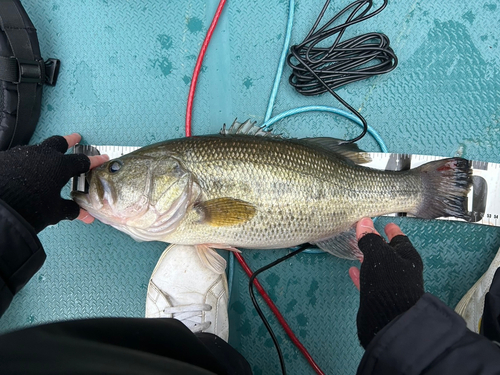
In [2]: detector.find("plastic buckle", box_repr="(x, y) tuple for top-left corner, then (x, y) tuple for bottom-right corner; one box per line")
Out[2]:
(44, 58), (60, 86)
(16, 58), (44, 84)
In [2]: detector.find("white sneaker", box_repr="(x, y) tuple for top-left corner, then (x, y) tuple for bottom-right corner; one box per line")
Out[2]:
(455, 246), (500, 333)
(146, 244), (229, 342)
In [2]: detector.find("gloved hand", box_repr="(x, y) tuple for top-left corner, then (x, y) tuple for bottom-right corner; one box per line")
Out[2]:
(350, 217), (425, 349)
(0, 134), (104, 233)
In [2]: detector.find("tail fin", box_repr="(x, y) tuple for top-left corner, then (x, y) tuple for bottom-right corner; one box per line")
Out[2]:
(412, 157), (472, 220)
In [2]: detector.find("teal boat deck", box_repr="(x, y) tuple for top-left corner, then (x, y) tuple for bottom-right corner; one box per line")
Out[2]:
(2, 1), (500, 374)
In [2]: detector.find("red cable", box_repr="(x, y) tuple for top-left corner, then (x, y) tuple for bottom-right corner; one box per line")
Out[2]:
(185, 0), (227, 137)
(235, 252), (326, 375)
(185, 2), (325, 375)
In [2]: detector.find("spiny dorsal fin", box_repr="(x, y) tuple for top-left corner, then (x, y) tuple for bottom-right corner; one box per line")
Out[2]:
(299, 137), (371, 164)
(220, 119), (281, 138)
(196, 197), (256, 226)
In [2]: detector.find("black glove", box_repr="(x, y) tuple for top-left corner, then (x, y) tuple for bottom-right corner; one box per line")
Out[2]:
(0, 136), (90, 233)
(357, 233), (425, 349)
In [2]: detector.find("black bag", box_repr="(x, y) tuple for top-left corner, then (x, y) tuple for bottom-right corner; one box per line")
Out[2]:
(0, 0), (59, 151)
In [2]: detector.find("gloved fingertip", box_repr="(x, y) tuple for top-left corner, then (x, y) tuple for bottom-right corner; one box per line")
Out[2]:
(390, 235), (424, 268)
(63, 153), (91, 175)
(40, 135), (69, 153)
(60, 200), (81, 221)
(358, 233), (387, 255)
(389, 235), (411, 247)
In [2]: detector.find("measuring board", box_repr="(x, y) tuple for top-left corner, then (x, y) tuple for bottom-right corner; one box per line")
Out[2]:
(73, 145), (500, 227)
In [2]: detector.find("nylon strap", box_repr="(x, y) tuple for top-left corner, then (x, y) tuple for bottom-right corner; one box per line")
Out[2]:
(0, 0), (41, 149)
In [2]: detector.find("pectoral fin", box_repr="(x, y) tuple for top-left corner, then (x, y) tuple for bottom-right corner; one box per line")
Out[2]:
(195, 245), (227, 274)
(196, 198), (256, 227)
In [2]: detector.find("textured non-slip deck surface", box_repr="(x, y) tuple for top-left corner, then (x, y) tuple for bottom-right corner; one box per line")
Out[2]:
(1, 1), (500, 374)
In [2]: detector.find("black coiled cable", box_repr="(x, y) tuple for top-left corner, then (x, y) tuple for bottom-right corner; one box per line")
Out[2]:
(287, 0), (397, 143)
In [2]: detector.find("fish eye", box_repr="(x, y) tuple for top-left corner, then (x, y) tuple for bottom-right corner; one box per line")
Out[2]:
(108, 160), (123, 174)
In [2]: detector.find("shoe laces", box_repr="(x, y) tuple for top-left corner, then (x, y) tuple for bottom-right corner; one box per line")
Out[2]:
(163, 303), (212, 333)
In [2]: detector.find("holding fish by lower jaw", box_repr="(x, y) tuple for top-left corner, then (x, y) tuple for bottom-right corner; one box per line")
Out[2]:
(72, 120), (472, 273)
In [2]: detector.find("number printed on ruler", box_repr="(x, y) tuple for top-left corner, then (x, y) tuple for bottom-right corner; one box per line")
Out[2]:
(94, 145), (140, 160)
(361, 152), (500, 227)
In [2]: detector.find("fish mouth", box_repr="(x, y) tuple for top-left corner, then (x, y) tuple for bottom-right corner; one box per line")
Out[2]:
(71, 173), (111, 213)
(71, 190), (90, 208)
(71, 170), (93, 208)
(71, 175), (122, 227)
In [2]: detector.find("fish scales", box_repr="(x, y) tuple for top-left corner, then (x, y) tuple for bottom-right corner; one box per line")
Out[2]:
(147, 135), (423, 248)
(73, 122), (471, 263)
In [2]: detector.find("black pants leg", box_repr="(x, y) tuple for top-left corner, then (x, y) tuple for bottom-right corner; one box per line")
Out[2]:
(481, 268), (500, 343)
(0, 317), (252, 375)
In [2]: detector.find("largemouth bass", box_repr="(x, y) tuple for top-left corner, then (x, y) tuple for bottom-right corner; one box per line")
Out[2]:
(73, 120), (472, 273)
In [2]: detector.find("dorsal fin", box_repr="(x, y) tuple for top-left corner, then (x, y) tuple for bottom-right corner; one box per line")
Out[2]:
(220, 119), (369, 164)
(220, 119), (281, 138)
(299, 137), (371, 164)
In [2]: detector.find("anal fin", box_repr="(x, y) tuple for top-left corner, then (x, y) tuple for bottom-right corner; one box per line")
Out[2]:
(312, 225), (362, 261)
